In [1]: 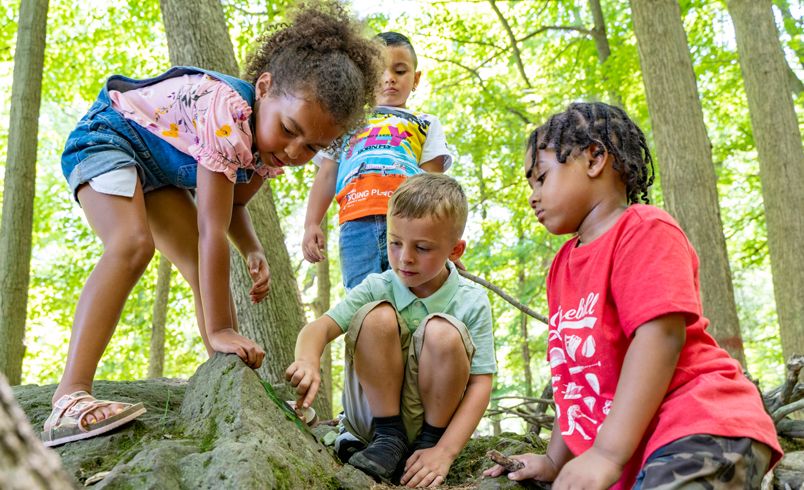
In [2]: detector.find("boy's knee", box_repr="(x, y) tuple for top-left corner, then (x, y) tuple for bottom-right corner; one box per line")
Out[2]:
(421, 316), (465, 354)
(360, 302), (400, 337)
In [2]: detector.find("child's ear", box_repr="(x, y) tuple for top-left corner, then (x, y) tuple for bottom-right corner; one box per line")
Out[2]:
(586, 144), (609, 178)
(413, 71), (422, 91)
(255, 72), (273, 99)
(449, 239), (466, 262)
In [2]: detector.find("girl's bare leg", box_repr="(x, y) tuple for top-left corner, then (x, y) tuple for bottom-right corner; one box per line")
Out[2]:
(53, 182), (154, 424)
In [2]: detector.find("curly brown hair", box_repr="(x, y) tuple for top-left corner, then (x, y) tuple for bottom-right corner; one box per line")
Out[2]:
(243, 1), (383, 130)
(527, 102), (655, 204)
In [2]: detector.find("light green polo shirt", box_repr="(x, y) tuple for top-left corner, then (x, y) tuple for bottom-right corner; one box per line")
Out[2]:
(326, 261), (497, 375)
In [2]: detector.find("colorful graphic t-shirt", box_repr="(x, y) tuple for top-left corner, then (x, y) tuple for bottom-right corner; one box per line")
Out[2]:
(546, 205), (782, 489)
(315, 106), (453, 224)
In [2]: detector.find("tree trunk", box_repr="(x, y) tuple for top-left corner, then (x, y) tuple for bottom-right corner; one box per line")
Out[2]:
(588, 0), (623, 107)
(159, 1), (316, 407)
(229, 185), (309, 377)
(630, 0), (745, 364)
(160, 0), (238, 75)
(0, 0), (49, 385)
(312, 210), (333, 419)
(727, 0), (804, 360)
(148, 254), (171, 379)
(0, 374), (73, 489)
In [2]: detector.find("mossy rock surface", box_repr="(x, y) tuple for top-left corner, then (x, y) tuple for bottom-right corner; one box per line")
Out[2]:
(15, 355), (557, 489)
(15, 355), (374, 489)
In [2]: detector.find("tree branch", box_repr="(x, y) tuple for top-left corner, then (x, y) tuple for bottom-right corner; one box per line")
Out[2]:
(488, 0), (532, 87)
(458, 269), (548, 324)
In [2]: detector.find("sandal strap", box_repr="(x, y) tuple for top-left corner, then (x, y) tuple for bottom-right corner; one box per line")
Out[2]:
(46, 391), (122, 433)
(45, 391), (95, 431)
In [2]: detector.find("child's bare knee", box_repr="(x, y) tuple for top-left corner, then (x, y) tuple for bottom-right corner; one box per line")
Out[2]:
(108, 232), (155, 273)
(361, 302), (399, 336)
(421, 317), (464, 353)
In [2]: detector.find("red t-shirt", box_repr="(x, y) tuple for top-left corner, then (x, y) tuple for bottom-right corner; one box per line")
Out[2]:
(546, 204), (782, 488)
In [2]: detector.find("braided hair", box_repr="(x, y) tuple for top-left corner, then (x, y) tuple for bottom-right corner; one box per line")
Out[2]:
(527, 102), (655, 204)
(243, 0), (383, 130)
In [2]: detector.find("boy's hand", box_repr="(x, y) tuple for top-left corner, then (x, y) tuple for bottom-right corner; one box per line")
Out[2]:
(246, 251), (270, 304)
(285, 360), (320, 409)
(552, 447), (622, 490)
(401, 446), (453, 488)
(483, 453), (559, 482)
(209, 328), (265, 369)
(302, 225), (326, 263)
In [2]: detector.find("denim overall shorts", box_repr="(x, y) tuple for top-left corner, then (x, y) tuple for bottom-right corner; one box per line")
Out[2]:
(61, 66), (257, 202)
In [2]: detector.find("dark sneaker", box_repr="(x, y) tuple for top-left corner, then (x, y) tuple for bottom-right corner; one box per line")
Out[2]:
(348, 433), (409, 483)
(336, 437), (366, 464)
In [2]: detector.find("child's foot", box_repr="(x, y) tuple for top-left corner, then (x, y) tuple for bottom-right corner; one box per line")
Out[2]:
(335, 432), (366, 463)
(41, 391), (146, 447)
(348, 432), (409, 483)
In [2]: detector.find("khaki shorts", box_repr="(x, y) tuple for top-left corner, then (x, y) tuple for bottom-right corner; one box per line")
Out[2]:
(341, 300), (476, 443)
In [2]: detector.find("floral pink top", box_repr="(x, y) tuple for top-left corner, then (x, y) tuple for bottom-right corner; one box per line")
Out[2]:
(109, 73), (282, 183)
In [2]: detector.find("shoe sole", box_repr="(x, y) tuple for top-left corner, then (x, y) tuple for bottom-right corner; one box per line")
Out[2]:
(348, 451), (394, 484)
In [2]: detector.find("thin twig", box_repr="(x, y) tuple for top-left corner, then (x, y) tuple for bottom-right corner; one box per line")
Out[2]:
(458, 269), (548, 324)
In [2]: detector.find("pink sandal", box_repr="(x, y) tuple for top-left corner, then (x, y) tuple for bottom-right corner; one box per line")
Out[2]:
(41, 391), (146, 447)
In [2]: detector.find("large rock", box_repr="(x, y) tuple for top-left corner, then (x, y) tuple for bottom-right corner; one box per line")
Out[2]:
(14, 354), (373, 489)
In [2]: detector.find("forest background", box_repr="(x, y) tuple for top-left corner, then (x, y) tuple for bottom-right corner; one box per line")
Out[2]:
(0, 0), (802, 434)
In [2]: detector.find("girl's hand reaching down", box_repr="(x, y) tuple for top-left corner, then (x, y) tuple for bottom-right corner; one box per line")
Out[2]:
(210, 328), (265, 369)
(247, 251), (271, 303)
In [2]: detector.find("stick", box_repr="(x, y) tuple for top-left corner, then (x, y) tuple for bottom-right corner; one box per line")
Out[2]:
(458, 269), (548, 324)
(487, 450), (525, 472)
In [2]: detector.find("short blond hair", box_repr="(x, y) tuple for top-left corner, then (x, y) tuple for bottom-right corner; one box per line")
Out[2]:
(387, 173), (468, 238)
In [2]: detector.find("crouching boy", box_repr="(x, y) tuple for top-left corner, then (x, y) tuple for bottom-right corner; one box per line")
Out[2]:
(286, 173), (496, 487)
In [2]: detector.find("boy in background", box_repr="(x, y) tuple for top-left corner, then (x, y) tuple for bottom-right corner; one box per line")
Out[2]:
(302, 32), (453, 290)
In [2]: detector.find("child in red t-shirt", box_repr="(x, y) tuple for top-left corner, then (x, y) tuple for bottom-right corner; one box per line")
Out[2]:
(484, 102), (782, 489)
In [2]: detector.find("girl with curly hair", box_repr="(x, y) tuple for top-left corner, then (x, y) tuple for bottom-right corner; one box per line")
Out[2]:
(44, 1), (382, 447)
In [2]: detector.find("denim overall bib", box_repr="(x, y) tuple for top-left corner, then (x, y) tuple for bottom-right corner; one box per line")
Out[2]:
(61, 66), (257, 201)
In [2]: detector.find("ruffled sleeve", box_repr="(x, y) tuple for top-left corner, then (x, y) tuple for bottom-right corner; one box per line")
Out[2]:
(188, 76), (256, 183)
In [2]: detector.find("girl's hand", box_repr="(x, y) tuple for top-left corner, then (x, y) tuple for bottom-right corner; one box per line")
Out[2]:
(209, 328), (265, 369)
(401, 446), (454, 488)
(247, 251), (270, 304)
(302, 224), (326, 263)
(285, 359), (321, 409)
(552, 447), (622, 490)
(483, 453), (559, 482)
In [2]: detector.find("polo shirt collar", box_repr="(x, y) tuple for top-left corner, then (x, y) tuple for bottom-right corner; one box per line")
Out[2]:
(390, 261), (461, 312)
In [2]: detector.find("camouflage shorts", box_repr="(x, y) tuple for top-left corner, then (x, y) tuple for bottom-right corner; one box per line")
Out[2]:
(633, 434), (772, 489)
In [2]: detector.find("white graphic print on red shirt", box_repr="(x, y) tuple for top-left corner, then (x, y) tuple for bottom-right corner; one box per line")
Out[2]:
(549, 291), (610, 442)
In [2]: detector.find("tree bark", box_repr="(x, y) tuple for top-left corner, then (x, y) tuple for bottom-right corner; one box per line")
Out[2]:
(588, 0), (623, 107)
(0, 374), (73, 489)
(727, 0), (804, 360)
(0, 0), (49, 385)
(159, 1), (316, 409)
(629, 0), (745, 364)
(148, 254), (171, 379)
(160, 0), (238, 75)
